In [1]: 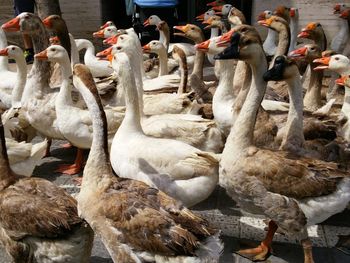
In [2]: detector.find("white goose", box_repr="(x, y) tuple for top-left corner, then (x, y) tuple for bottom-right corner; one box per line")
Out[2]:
(103, 34), (224, 153)
(75, 38), (113, 77)
(110, 51), (219, 207)
(0, 28), (17, 99)
(143, 15), (195, 55)
(259, 10), (277, 57)
(35, 45), (124, 175)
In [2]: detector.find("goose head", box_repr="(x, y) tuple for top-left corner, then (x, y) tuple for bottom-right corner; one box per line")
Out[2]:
(334, 3), (347, 14)
(289, 44), (321, 63)
(214, 25), (263, 62)
(42, 15), (66, 31)
(173, 24), (204, 43)
(195, 37), (224, 55)
(49, 36), (61, 45)
(212, 4), (232, 16)
(93, 26), (118, 39)
(142, 40), (165, 55)
(264, 55), (298, 82)
(297, 22), (322, 39)
(202, 15), (222, 30)
(207, 0), (226, 7)
(0, 45), (24, 60)
(196, 9), (215, 21)
(2, 12), (43, 34)
(100, 21), (115, 29)
(143, 15), (162, 27)
(313, 54), (350, 75)
(340, 9), (350, 19)
(258, 15), (289, 33)
(227, 7), (246, 25)
(289, 7), (299, 19)
(274, 5), (291, 23)
(257, 10), (273, 21)
(34, 45), (69, 64)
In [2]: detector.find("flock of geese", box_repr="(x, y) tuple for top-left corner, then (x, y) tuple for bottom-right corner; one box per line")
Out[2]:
(0, 1), (350, 262)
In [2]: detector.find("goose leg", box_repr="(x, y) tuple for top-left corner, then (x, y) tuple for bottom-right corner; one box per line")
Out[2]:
(237, 220), (277, 261)
(301, 238), (314, 263)
(55, 148), (84, 175)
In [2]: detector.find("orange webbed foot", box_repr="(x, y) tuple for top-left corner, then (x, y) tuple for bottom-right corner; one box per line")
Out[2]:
(237, 242), (272, 261)
(55, 164), (82, 175)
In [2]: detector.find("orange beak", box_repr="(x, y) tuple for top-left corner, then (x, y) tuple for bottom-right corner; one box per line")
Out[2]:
(290, 8), (296, 17)
(340, 10), (349, 19)
(313, 57), (331, 70)
(257, 12), (266, 21)
(34, 49), (48, 60)
(107, 54), (114, 63)
(173, 25), (189, 33)
(207, 0), (220, 7)
(93, 29), (105, 38)
(143, 18), (150, 27)
(335, 75), (347, 86)
(0, 48), (8, 56)
(202, 17), (214, 30)
(2, 17), (20, 32)
(100, 21), (112, 29)
(96, 46), (113, 58)
(258, 17), (273, 27)
(195, 39), (210, 52)
(42, 17), (52, 28)
(196, 13), (206, 21)
(334, 4), (341, 14)
(289, 46), (307, 58)
(49, 36), (60, 45)
(103, 35), (118, 45)
(212, 6), (223, 12)
(297, 30), (310, 38)
(217, 29), (235, 47)
(142, 43), (151, 52)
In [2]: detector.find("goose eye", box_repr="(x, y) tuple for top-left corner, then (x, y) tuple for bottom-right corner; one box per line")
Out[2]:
(191, 27), (195, 30)
(24, 16), (29, 19)
(107, 29), (111, 31)
(12, 47), (15, 50)
(335, 57), (340, 61)
(116, 46), (122, 50)
(310, 47), (315, 51)
(150, 17), (153, 20)
(51, 48), (56, 51)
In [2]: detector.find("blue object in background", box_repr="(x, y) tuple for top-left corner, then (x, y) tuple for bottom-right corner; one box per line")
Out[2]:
(133, 0), (179, 7)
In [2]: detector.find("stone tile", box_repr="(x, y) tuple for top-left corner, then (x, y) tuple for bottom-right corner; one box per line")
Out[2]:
(324, 226), (350, 247)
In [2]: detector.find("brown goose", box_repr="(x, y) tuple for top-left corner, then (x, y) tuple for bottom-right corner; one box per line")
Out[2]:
(74, 63), (223, 262)
(217, 30), (350, 263)
(0, 116), (93, 261)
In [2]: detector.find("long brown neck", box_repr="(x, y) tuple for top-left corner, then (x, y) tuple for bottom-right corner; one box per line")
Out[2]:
(273, 23), (291, 62)
(0, 120), (16, 190)
(55, 22), (72, 60)
(176, 51), (188, 94)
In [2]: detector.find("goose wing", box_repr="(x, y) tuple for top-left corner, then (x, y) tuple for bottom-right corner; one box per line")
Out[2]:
(0, 178), (82, 240)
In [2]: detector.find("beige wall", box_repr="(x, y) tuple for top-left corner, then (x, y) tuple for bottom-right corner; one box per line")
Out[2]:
(0, 0), (102, 47)
(252, 0), (350, 47)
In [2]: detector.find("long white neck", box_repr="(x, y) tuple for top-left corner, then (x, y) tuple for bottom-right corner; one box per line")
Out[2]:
(289, 17), (299, 52)
(331, 19), (349, 53)
(118, 59), (143, 134)
(157, 47), (168, 76)
(126, 50), (144, 118)
(213, 59), (236, 103)
(69, 33), (79, 66)
(56, 56), (74, 107)
(159, 25), (170, 53)
(78, 79), (113, 189)
(280, 74), (305, 152)
(0, 29), (9, 71)
(11, 55), (27, 106)
(223, 48), (267, 159)
(82, 40), (96, 61)
(22, 23), (51, 101)
(263, 29), (277, 56)
(192, 50), (205, 80)
(210, 28), (219, 39)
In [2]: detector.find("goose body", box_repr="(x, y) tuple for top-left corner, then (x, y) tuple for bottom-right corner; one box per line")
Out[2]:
(76, 39), (113, 77)
(0, 114), (93, 262)
(110, 51), (219, 207)
(75, 63), (223, 262)
(217, 27), (350, 262)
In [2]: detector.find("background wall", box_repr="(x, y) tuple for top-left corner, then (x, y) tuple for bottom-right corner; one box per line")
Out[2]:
(0, 0), (349, 50)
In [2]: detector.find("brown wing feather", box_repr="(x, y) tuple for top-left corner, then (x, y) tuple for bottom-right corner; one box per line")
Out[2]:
(0, 178), (82, 240)
(241, 149), (347, 199)
(100, 179), (216, 256)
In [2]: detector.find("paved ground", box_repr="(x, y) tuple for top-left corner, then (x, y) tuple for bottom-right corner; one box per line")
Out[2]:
(1, 139), (350, 262)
